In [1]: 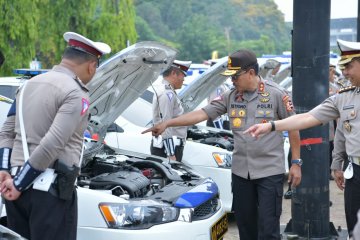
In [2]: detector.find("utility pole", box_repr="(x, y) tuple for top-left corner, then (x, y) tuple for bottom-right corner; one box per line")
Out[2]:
(283, 0), (339, 239)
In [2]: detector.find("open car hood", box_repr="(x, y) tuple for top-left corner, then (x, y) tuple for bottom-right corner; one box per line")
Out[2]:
(87, 42), (177, 140)
(178, 57), (228, 113)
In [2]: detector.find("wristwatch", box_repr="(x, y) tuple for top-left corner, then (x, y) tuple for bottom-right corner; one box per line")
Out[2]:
(291, 159), (303, 166)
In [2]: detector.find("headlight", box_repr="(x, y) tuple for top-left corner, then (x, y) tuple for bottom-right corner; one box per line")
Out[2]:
(213, 152), (232, 168)
(99, 200), (179, 229)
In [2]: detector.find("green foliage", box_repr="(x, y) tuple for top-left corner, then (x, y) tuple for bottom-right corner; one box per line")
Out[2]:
(0, 0), (291, 76)
(0, 0), (137, 76)
(0, 0), (41, 75)
(135, 0), (291, 62)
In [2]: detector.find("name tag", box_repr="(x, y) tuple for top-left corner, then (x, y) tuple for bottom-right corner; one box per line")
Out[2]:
(343, 105), (354, 110)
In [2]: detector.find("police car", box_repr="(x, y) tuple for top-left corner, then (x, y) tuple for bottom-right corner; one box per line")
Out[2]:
(0, 42), (227, 240)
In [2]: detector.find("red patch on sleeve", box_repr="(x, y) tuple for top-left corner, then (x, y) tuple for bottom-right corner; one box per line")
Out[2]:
(282, 95), (294, 112)
(81, 98), (89, 115)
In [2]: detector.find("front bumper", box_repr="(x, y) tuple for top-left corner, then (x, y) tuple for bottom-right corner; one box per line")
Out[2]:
(77, 200), (227, 240)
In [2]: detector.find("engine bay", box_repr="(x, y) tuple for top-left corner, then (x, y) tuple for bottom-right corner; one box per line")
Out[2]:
(79, 144), (204, 203)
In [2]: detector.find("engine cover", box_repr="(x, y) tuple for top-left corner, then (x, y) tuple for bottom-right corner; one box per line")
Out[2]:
(89, 170), (150, 198)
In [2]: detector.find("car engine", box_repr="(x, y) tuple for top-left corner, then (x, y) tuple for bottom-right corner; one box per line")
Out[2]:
(78, 144), (203, 200)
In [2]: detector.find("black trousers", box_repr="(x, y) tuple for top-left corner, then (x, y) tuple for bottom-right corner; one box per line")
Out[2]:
(5, 188), (77, 240)
(150, 142), (184, 162)
(232, 173), (283, 240)
(345, 163), (360, 234)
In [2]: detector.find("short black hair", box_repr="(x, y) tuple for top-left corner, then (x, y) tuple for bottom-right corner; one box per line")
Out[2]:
(0, 50), (4, 68)
(162, 66), (181, 77)
(244, 63), (259, 75)
(62, 47), (98, 64)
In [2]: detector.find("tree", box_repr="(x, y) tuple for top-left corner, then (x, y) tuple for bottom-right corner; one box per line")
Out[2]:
(0, 0), (41, 75)
(0, 0), (137, 76)
(134, 0), (291, 62)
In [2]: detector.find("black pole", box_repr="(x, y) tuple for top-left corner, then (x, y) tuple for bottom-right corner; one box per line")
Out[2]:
(284, 0), (338, 239)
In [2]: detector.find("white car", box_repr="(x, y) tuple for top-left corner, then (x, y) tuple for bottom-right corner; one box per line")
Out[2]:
(105, 57), (292, 215)
(106, 58), (234, 212)
(0, 42), (228, 240)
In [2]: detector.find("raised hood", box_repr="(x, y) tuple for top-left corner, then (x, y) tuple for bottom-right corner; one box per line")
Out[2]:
(179, 57), (229, 113)
(87, 42), (177, 139)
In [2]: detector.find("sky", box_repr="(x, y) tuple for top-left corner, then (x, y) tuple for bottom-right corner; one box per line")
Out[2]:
(274, 0), (358, 22)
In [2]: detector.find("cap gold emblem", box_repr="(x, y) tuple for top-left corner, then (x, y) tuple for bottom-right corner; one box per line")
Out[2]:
(228, 58), (232, 68)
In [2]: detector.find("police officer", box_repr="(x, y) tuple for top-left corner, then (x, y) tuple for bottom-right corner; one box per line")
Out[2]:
(150, 60), (191, 162)
(0, 32), (110, 240)
(143, 49), (302, 240)
(260, 58), (281, 81)
(244, 39), (360, 237)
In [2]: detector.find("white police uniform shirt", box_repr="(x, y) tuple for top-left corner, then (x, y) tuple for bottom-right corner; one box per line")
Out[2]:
(310, 86), (360, 161)
(152, 78), (187, 140)
(331, 120), (347, 171)
(0, 65), (89, 170)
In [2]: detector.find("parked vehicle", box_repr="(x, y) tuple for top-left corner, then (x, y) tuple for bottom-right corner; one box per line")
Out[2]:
(106, 58), (234, 212)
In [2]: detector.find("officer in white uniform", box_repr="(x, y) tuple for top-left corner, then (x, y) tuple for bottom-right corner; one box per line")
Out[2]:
(244, 39), (360, 238)
(150, 60), (191, 162)
(0, 32), (110, 240)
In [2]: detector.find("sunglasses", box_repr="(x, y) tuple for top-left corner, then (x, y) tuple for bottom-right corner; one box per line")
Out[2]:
(231, 70), (248, 80)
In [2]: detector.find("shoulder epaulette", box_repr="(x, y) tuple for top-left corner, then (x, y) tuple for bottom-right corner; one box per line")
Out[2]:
(337, 79), (346, 88)
(339, 86), (356, 93)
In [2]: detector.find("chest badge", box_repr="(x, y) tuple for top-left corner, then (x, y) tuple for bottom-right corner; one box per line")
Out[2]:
(231, 109), (236, 116)
(233, 118), (242, 127)
(239, 109), (246, 117)
(260, 92), (270, 97)
(260, 98), (270, 103)
(344, 120), (352, 133)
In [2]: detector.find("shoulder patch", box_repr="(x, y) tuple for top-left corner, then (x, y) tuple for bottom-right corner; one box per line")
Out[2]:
(166, 92), (174, 101)
(81, 98), (89, 116)
(339, 86), (356, 94)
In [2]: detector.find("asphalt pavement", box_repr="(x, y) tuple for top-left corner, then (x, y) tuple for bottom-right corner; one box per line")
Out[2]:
(224, 179), (347, 240)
